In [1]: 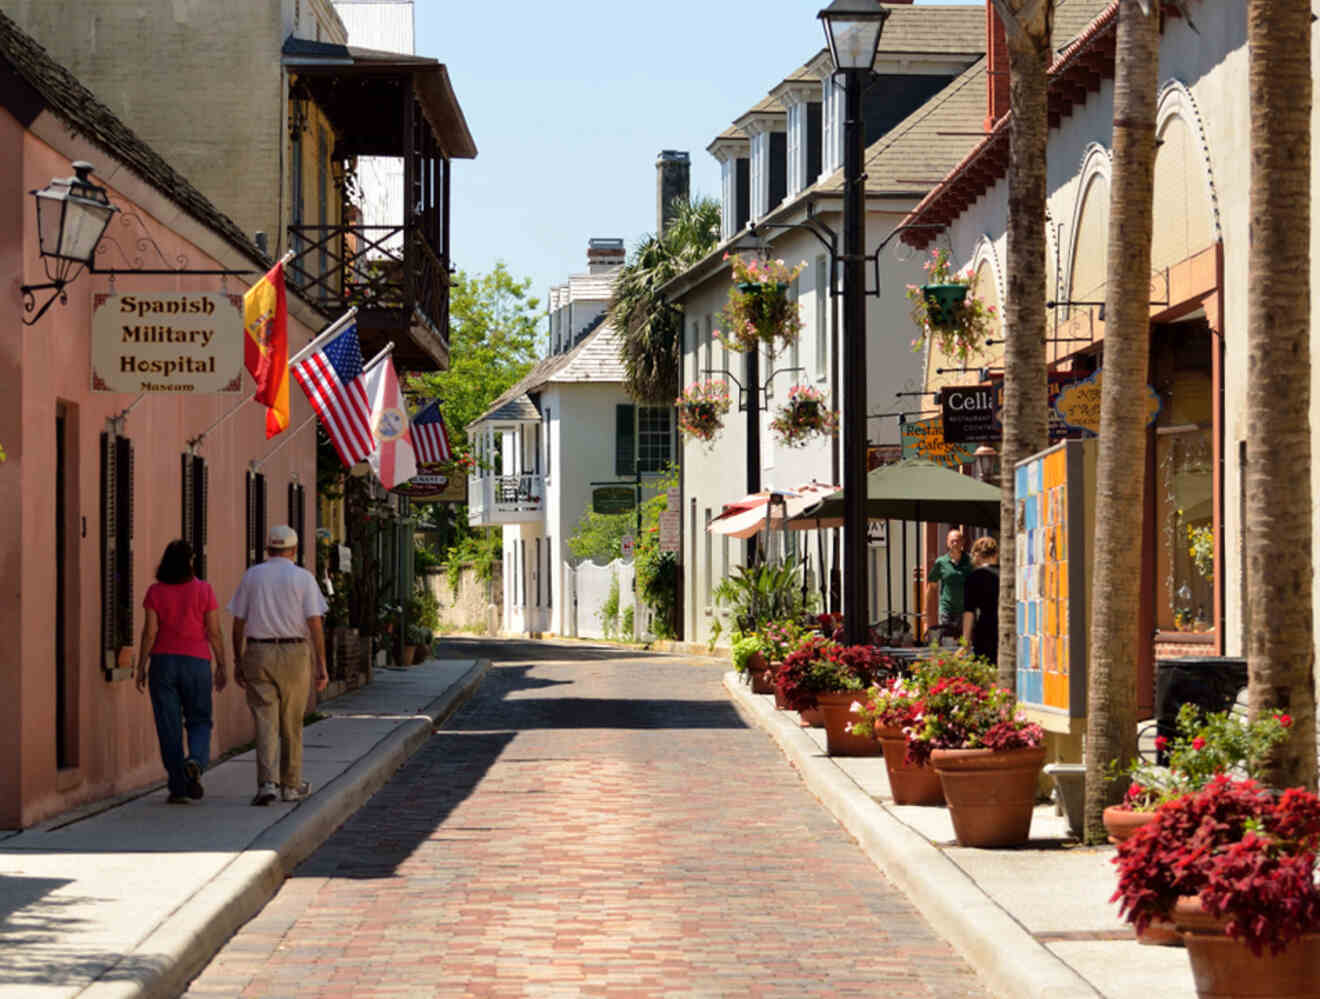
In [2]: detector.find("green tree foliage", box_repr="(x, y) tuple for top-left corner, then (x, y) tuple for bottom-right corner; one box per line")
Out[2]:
(408, 261), (543, 456)
(608, 197), (720, 403)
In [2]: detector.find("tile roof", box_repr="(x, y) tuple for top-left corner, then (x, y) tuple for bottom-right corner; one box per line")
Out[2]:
(872, 4), (985, 55)
(0, 9), (267, 269)
(469, 322), (625, 428)
(818, 57), (989, 198)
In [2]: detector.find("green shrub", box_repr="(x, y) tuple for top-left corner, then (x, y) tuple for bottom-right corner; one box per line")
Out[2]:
(621, 605), (634, 640)
(600, 573), (620, 638)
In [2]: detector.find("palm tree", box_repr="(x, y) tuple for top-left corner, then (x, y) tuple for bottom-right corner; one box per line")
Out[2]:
(1082, 0), (1160, 844)
(1245, 0), (1316, 790)
(993, 0), (1054, 690)
(609, 197), (720, 404)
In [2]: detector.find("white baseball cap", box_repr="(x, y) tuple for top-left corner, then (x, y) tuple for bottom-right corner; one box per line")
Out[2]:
(267, 524), (298, 550)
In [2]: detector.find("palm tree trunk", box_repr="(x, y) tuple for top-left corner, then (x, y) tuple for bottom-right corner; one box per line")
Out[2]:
(1246, 0), (1316, 791)
(1082, 0), (1160, 844)
(994, 0), (1054, 692)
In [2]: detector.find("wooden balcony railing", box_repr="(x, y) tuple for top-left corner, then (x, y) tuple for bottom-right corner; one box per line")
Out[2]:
(286, 223), (449, 337)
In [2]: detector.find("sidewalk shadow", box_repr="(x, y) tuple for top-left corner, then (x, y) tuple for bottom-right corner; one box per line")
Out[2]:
(0, 876), (165, 987)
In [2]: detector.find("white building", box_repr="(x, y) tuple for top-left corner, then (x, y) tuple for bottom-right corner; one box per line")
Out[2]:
(466, 239), (675, 637)
(663, 4), (1001, 646)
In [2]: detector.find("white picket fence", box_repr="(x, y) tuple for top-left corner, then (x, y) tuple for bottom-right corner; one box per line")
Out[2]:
(565, 557), (656, 641)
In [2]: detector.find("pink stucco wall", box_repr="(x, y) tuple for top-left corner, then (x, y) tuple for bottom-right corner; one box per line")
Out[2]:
(2, 121), (320, 827)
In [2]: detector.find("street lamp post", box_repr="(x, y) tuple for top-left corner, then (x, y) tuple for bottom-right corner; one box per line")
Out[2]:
(818, 0), (888, 646)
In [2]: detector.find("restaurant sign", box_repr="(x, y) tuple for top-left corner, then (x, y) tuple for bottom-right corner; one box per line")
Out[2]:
(92, 293), (243, 393)
(391, 462), (467, 502)
(900, 417), (976, 468)
(941, 385), (998, 444)
(1054, 369), (1161, 436)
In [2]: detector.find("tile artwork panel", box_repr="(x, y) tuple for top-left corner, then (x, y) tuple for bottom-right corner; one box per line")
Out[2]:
(1014, 448), (1071, 711)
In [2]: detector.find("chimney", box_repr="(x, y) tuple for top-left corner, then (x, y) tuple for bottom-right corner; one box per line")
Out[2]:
(656, 150), (690, 237)
(985, 0), (1009, 130)
(587, 237), (626, 274)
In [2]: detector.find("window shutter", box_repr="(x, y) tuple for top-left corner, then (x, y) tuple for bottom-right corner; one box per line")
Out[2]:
(289, 482), (306, 566)
(615, 404), (635, 477)
(100, 433), (116, 670)
(256, 473), (267, 559)
(196, 457), (208, 580)
(245, 471), (257, 567)
(114, 437), (134, 657)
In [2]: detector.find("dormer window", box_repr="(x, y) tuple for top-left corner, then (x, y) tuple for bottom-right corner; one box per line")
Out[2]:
(821, 74), (842, 177)
(736, 110), (786, 220)
(707, 134), (750, 240)
(775, 79), (823, 198)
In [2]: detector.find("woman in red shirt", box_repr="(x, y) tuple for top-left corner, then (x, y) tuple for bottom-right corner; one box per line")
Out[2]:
(135, 540), (228, 803)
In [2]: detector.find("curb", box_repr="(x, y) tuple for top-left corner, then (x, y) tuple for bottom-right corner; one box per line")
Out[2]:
(84, 658), (492, 999)
(724, 673), (1100, 999)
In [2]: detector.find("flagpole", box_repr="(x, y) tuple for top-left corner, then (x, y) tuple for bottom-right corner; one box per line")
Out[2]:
(257, 342), (395, 468)
(288, 306), (359, 369)
(273, 248), (296, 268)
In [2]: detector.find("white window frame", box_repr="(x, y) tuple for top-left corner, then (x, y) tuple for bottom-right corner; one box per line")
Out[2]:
(750, 133), (768, 220)
(721, 159), (736, 241)
(815, 255), (829, 382)
(821, 75), (841, 177)
(786, 104), (803, 195)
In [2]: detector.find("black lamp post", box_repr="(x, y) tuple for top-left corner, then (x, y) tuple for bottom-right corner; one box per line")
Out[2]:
(21, 161), (119, 325)
(819, 0), (887, 646)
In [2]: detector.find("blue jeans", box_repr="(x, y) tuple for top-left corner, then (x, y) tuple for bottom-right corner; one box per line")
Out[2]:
(148, 654), (213, 796)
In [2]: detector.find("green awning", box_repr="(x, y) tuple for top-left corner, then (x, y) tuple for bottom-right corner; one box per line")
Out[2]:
(789, 459), (1002, 529)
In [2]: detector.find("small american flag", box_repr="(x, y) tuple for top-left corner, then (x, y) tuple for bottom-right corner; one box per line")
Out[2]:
(410, 400), (453, 465)
(291, 322), (373, 467)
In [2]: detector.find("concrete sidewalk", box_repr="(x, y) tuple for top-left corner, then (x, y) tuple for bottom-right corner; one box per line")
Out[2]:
(0, 657), (489, 999)
(724, 672), (1197, 999)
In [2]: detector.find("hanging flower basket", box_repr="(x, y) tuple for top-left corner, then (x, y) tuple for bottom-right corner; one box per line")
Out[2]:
(676, 379), (732, 443)
(769, 384), (838, 448)
(715, 253), (806, 355)
(905, 247), (996, 364)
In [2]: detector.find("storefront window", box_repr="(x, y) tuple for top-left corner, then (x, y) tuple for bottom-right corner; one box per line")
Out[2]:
(1151, 323), (1214, 634)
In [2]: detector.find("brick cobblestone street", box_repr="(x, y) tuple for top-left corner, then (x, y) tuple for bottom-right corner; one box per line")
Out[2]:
(184, 639), (991, 998)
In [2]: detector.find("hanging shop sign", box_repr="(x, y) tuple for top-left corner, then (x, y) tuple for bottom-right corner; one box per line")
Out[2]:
(1054, 369), (1161, 436)
(391, 462), (467, 502)
(900, 417), (976, 468)
(658, 510), (681, 553)
(592, 485), (636, 515)
(91, 293), (244, 393)
(941, 385), (999, 444)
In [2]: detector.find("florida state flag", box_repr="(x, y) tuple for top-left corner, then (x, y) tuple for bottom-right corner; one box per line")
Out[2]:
(362, 354), (417, 489)
(243, 261), (289, 438)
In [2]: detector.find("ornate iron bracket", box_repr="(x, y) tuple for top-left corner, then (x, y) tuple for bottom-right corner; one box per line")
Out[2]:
(91, 210), (253, 278)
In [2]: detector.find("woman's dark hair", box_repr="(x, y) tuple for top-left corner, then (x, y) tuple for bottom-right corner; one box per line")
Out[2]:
(155, 540), (197, 584)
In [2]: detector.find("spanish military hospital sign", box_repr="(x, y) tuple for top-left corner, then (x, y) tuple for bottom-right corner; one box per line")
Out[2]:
(92, 293), (244, 393)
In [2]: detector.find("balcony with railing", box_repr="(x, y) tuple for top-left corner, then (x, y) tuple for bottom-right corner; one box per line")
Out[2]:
(282, 36), (477, 371)
(468, 473), (546, 527)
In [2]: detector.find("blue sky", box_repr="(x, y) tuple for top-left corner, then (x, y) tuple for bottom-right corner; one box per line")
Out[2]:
(416, 1), (973, 318)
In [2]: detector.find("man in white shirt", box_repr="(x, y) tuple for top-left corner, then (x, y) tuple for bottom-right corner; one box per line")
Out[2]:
(228, 525), (329, 805)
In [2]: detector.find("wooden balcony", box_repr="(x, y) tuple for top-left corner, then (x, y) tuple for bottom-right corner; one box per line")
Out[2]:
(468, 474), (546, 527)
(287, 223), (449, 370)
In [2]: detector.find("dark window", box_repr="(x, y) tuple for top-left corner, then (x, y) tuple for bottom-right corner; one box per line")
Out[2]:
(768, 131), (787, 209)
(535, 538), (542, 607)
(735, 159), (750, 232)
(806, 102), (823, 183)
(615, 404), (636, 477)
(638, 406), (672, 474)
(546, 535), (553, 608)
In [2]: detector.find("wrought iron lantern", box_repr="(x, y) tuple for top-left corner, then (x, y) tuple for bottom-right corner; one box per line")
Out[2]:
(21, 161), (119, 325)
(818, 0), (890, 73)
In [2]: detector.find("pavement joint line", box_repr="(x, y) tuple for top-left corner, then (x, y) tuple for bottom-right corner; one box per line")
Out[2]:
(74, 657), (492, 999)
(723, 671), (1102, 999)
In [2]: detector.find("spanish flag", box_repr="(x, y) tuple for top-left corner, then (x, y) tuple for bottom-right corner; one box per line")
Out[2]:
(243, 261), (289, 438)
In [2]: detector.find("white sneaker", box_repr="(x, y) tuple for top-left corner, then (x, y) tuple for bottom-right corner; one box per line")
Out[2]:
(281, 780), (311, 802)
(251, 782), (278, 806)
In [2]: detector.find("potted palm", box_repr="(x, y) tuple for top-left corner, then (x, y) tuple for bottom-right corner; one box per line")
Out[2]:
(905, 247), (996, 365)
(906, 676), (1045, 847)
(1112, 776), (1320, 997)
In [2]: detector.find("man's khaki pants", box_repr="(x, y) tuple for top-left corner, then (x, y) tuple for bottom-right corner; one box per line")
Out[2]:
(241, 641), (310, 788)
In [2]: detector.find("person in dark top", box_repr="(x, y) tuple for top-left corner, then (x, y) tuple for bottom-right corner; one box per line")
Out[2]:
(962, 535), (1000, 664)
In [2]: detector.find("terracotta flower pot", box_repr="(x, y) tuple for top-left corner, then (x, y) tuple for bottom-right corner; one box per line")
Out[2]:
(750, 668), (775, 695)
(879, 734), (944, 806)
(798, 706), (825, 728)
(1102, 807), (1180, 946)
(930, 744), (1047, 847)
(400, 645), (416, 667)
(817, 691), (881, 756)
(1173, 896), (1320, 998)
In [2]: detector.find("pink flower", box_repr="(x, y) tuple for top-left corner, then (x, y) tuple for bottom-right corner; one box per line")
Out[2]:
(1192, 736), (1207, 751)
(1154, 735), (1168, 751)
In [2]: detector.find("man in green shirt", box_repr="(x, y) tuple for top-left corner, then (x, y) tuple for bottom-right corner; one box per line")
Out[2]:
(925, 529), (973, 642)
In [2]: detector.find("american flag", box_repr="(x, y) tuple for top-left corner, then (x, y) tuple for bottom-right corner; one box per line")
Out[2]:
(410, 400), (453, 465)
(290, 322), (374, 468)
